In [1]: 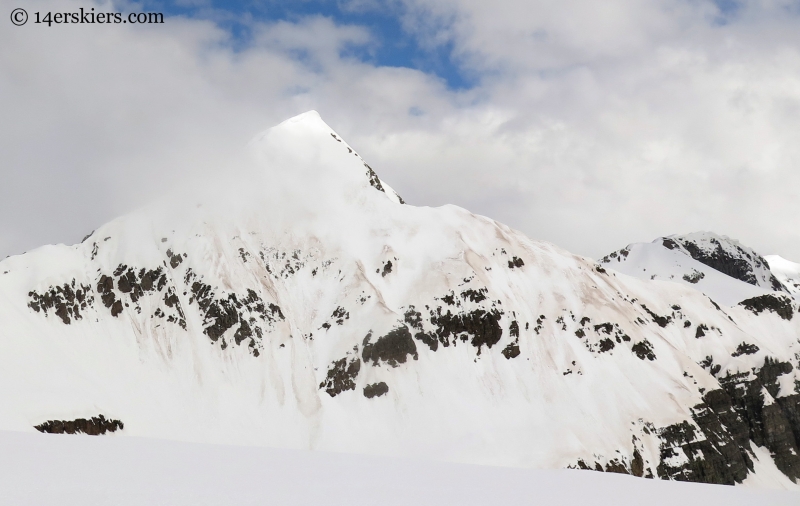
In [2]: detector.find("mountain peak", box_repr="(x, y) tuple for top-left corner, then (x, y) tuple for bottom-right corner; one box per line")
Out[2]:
(247, 110), (403, 205)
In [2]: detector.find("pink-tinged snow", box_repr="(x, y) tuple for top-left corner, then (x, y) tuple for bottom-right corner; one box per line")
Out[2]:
(0, 430), (797, 506)
(0, 112), (798, 489)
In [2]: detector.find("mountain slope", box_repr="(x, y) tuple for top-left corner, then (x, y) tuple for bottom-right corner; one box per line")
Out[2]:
(1, 112), (799, 488)
(767, 255), (800, 300)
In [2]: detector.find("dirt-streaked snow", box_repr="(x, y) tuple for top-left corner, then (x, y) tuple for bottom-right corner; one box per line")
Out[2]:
(1, 112), (799, 489)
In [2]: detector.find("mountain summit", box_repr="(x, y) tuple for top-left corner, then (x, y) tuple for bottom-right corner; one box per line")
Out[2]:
(247, 110), (404, 206)
(1, 113), (799, 488)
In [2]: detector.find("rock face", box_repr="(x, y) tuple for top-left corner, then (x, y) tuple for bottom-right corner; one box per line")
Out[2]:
(35, 415), (123, 435)
(739, 294), (795, 321)
(662, 234), (785, 291)
(1, 111), (800, 488)
(363, 382), (389, 398)
(654, 358), (800, 484)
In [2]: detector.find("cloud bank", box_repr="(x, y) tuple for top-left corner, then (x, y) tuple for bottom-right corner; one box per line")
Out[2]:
(2, 0), (799, 260)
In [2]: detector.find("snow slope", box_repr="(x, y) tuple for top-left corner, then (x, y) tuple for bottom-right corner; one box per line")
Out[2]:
(767, 255), (800, 300)
(1, 112), (799, 489)
(1, 430), (797, 506)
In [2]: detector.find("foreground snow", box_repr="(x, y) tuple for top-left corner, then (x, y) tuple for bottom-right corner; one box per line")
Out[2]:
(0, 430), (796, 505)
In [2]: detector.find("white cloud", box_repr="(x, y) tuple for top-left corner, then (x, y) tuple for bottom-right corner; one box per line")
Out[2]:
(377, 0), (800, 257)
(2, 0), (800, 262)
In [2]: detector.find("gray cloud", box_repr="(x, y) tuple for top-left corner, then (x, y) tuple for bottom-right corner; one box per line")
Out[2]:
(2, 0), (799, 262)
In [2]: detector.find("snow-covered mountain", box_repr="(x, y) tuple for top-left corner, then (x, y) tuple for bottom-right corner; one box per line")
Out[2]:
(600, 233), (794, 306)
(1, 112), (799, 489)
(767, 255), (800, 300)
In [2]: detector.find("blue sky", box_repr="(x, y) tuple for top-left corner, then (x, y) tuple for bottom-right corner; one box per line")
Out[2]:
(142, 0), (473, 89)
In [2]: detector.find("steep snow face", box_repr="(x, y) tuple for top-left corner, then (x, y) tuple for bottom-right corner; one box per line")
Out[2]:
(601, 232), (788, 306)
(766, 256), (800, 300)
(1, 112), (800, 488)
(247, 111), (405, 207)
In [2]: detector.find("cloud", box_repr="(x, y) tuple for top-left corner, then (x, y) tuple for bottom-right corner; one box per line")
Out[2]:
(2, 0), (800, 262)
(373, 0), (800, 257)
(252, 16), (374, 67)
(0, 0), (422, 255)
